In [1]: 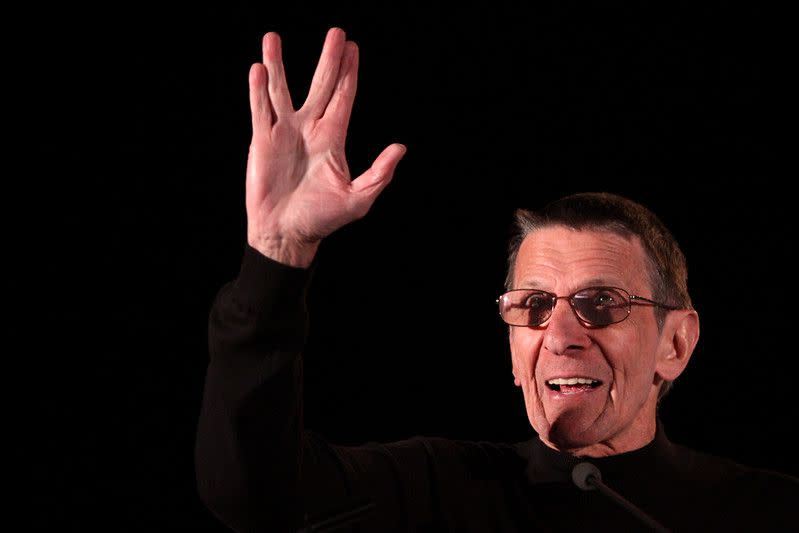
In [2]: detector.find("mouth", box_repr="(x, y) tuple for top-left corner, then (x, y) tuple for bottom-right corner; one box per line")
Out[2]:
(545, 377), (603, 395)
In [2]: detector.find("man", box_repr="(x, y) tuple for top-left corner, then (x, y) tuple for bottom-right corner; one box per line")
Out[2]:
(195, 28), (797, 532)
(503, 195), (697, 459)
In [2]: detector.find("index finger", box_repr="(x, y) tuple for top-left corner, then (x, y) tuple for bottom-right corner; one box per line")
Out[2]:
(262, 32), (294, 115)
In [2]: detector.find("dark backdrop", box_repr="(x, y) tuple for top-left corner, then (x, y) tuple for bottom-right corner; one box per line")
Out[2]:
(26, 3), (793, 530)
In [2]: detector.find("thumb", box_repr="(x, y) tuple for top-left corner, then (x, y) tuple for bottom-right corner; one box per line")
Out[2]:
(348, 143), (407, 216)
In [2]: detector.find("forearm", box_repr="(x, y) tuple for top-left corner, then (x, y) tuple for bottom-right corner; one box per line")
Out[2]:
(196, 245), (314, 532)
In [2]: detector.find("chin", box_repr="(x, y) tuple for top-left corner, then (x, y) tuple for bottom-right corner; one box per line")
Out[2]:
(532, 411), (603, 450)
(547, 423), (600, 450)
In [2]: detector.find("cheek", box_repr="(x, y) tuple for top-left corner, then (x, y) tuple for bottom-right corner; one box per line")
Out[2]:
(510, 330), (542, 381)
(605, 327), (659, 398)
(631, 328), (660, 377)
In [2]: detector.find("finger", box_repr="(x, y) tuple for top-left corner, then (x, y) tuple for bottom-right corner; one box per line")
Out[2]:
(262, 32), (294, 115)
(301, 27), (347, 119)
(322, 41), (358, 138)
(248, 63), (273, 133)
(349, 144), (407, 216)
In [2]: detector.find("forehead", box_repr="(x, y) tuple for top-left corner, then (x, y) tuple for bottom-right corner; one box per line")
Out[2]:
(513, 226), (652, 292)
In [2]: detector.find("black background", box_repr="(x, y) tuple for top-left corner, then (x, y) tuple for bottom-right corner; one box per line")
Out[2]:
(24, 3), (794, 530)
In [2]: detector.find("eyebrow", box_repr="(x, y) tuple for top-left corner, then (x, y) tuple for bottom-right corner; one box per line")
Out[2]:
(516, 279), (545, 289)
(581, 278), (622, 288)
(516, 278), (623, 290)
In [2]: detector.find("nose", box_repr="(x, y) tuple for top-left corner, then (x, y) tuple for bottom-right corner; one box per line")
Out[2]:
(542, 297), (591, 355)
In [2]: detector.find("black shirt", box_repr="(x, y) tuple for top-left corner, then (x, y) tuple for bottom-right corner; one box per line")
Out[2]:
(196, 245), (797, 532)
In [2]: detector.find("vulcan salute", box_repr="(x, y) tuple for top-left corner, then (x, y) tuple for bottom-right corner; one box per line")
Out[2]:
(195, 27), (798, 532)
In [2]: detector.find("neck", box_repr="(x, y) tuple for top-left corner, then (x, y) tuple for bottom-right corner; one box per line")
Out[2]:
(539, 395), (660, 457)
(539, 424), (656, 457)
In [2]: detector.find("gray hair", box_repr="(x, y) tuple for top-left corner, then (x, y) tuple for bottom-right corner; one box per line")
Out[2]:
(504, 192), (693, 400)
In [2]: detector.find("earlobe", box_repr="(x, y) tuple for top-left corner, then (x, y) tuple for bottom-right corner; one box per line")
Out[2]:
(656, 310), (700, 382)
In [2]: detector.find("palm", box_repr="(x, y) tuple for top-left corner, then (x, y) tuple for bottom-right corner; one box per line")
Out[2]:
(245, 28), (405, 252)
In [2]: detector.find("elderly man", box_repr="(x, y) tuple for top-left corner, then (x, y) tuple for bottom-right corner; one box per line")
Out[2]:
(195, 28), (796, 532)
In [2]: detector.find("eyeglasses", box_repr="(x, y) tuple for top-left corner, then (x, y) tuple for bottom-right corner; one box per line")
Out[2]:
(496, 286), (680, 327)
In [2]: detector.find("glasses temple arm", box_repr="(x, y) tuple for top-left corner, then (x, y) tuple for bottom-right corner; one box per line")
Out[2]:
(629, 295), (681, 310)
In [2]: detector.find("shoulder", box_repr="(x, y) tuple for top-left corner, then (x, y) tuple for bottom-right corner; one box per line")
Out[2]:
(366, 435), (528, 481)
(638, 437), (798, 529)
(667, 441), (798, 507)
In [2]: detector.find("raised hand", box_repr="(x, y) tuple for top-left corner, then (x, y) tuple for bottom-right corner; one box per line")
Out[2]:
(245, 27), (407, 268)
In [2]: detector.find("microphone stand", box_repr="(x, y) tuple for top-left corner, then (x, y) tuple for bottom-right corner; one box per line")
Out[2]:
(296, 499), (375, 532)
(572, 462), (671, 533)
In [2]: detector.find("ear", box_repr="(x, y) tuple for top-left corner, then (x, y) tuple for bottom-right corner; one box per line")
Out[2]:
(655, 309), (700, 382)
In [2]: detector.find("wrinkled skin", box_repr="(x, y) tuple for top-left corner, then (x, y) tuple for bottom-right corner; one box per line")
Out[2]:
(246, 27), (406, 267)
(509, 226), (700, 457)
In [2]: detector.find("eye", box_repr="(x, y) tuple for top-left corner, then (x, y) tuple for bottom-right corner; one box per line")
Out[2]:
(589, 288), (624, 308)
(572, 288), (629, 326)
(520, 291), (553, 326)
(524, 292), (551, 309)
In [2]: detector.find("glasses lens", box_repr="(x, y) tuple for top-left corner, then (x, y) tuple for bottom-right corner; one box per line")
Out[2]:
(571, 287), (629, 326)
(500, 290), (553, 326)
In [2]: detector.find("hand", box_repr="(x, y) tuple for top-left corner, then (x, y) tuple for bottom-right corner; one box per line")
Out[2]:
(245, 27), (407, 267)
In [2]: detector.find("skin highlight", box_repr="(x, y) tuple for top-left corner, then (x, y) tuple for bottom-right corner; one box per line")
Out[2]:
(509, 226), (699, 457)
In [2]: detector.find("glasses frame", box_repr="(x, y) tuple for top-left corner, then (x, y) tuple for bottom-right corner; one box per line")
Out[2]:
(496, 286), (681, 328)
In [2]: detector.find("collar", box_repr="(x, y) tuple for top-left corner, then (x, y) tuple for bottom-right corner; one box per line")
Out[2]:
(515, 419), (676, 486)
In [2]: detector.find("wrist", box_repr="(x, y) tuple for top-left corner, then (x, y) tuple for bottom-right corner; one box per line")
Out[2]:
(247, 234), (320, 269)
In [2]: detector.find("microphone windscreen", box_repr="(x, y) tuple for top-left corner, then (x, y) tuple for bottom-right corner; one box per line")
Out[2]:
(572, 461), (601, 491)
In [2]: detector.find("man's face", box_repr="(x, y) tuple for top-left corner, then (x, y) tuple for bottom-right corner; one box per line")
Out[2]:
(509, 226), (673, 455)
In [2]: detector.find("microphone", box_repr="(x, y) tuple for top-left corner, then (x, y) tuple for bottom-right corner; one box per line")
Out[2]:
(296, 498), (375, 532)
(571, 462), (671, 533)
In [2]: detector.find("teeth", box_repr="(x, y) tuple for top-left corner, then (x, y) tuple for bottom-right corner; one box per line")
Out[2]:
(547, 378), (599, 385)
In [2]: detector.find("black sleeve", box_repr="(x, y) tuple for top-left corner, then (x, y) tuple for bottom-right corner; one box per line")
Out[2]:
(195, 244), (315, 532)
(194, 245), (459, 533)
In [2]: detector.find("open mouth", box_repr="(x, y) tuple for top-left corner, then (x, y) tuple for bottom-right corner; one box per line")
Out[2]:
(546, 378), (603, 394)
